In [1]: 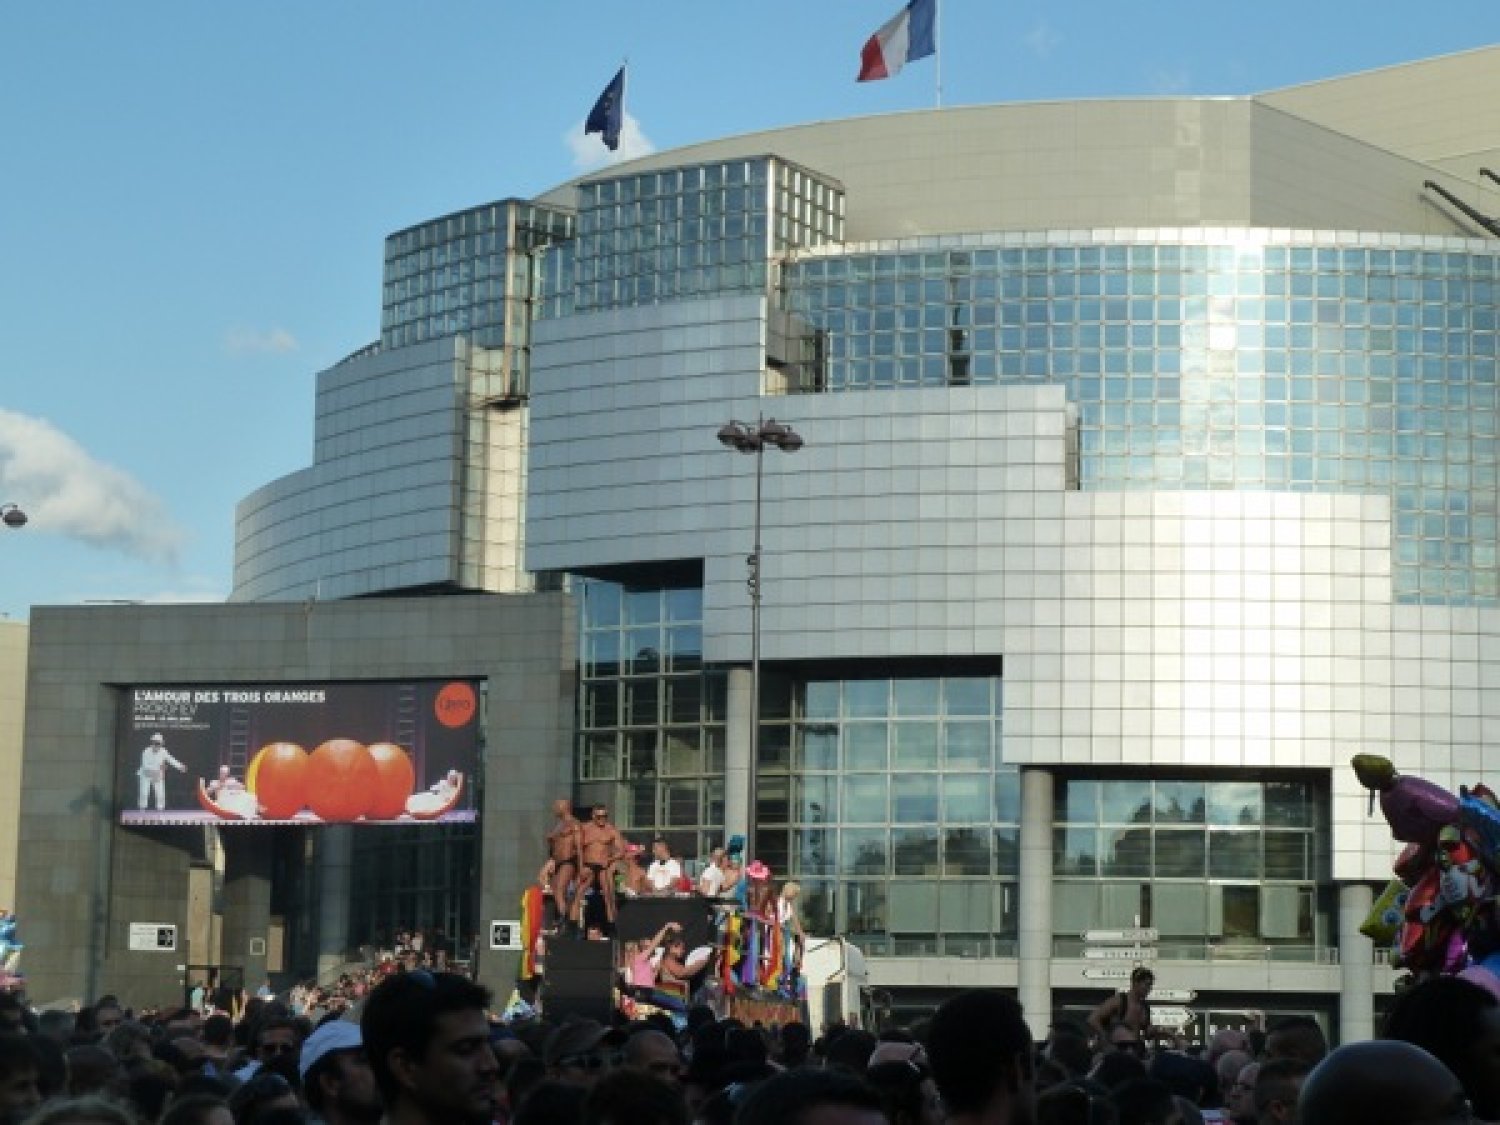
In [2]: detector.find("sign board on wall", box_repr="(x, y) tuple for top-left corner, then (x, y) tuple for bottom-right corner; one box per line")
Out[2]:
(117, 680), (481, 826)
(128, 924), (177, 951)
(490, 921), (521, 951)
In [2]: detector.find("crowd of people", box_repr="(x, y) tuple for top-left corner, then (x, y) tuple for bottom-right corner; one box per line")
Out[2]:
(0, 967), (1491, 1124)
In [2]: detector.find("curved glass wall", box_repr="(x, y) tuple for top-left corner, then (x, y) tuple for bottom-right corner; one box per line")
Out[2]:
(783, 235), (1500, 604)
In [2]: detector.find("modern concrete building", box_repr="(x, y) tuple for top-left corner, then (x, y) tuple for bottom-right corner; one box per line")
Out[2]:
(0, 620), (27, 913)
(21, 46), (1500, 1035)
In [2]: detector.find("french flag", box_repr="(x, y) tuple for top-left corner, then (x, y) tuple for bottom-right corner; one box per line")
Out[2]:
(857, 0), (937, 83)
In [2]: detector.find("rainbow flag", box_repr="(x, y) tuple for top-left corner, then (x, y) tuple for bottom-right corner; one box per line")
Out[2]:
(518, 885), (544, 979)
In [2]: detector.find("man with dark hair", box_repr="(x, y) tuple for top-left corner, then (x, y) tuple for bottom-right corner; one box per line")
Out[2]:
(235, 1014), (302, 1080)
(1382, 974), (1500, 1120)
(1298, 1040), (1469, 1125)
(360, 970), (497, 1125)
(0, 1034), (41, 1125)
(1261, 1016), (1326, 1067)
(734, 1068), (886, 1125)
(1251, 1057), (1309, 1125)
(927, 990), (1036, 1125)
(582, 1068), (689, 1125)
(300, 1019), (382, 1125)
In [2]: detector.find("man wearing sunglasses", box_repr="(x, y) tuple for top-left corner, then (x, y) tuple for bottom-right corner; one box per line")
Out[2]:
(362, 970), (498, 1125)
(577, 805), (628, 928)
(234, 1015), (302, 1081)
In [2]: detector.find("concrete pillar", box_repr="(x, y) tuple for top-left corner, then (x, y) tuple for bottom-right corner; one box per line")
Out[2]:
(1019, 767), (1055, 1037)
(1338, 882), (1376, 1045)
(316, 827), (353, 980)
(724, 667), (752, 847)
(220, 833), (273, 993)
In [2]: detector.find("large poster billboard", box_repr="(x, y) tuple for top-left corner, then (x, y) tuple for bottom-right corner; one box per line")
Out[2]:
(117, 680), (480, 826)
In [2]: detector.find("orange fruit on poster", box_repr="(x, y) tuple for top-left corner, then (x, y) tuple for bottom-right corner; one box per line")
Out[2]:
(365, 742), (416, 820)
(434, 682), (476, 728)
(306, 739), (378, 822)
(246, 742), (309, 820)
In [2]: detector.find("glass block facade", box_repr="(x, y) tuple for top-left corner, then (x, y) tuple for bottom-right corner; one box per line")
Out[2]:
(538, 157), (844, 319)
(381, 200), (575, 375)
(783, 236), (1500, 604)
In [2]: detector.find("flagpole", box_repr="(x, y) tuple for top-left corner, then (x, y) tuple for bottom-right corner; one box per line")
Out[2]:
(935, 0), (943, 108)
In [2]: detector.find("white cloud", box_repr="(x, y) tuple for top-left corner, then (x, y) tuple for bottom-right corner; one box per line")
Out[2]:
(225, 327), (299, 355)
(567, 111), (655, 172)
(1024, 20), (1061, 59)
(0, 409), (186, 564)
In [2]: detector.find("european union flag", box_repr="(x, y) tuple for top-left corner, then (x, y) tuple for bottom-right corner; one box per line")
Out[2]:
(585, 66), (625, 152)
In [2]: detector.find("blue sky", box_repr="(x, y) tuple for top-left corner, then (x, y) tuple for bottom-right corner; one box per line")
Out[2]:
(2, 2), (1496, 620)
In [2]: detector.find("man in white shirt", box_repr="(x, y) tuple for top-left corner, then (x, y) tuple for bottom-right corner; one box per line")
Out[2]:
(137, 733), (186, 810)
(698, 847), (727, 897)
(646, 837), (682, 893)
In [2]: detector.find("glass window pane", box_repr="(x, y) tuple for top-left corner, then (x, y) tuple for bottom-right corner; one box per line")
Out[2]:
(1209, 830), (1261, 878)
(944, 722), (992, 768)
(995, 828), (1020, 877)
(845, 880), (889, 935)
(1154, 782), (1206, 823)
(943, 827), (992, 875)
(893, 775), (939, 823)
(583, 581), (622, 628)
(1101, 882), (1147, 928)
(756, 775), (790, 825)
(663, 782), (700, 827)
(845, 680), (890, 718)
(842, 776), (888, 823)
(841, 830), (888, 875)
(888, 880), (939, 931)
(893, 723), (939, 769)
(940, 881), (994, 932)
(995, 770), (1021, 823)
(1265, 782), (1311, 827)
(1153, 883), (1206, 938)
(1264, 832), (1309, 879)
(944, 678), (991, 716)
(1057, 780), (1100, 823)
(845, 724), (889, 770)
(804, 682), (839, 720)
(1219, 885), (1260, 941)
(943, 774), (988, 822)
(801, 725), (838, 770)
(794, 828), (835, 877)
(662, 730), (699, 776)
(1208, 782), (1262, 826)
(1055, 828), (1099, 876)
(1103, 827), (1152, 876)
(798, 775), (839, 823)
(624, 588), (660, 626)
(893, 678), (941, 716)
(892, 828), (940, 875)
(1102, 782), (1153, 825)
(1054, 882), (1098, 935)
(1155, 829), (1206, 877)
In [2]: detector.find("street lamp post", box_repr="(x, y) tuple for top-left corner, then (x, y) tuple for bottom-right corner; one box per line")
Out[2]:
(0, 505), (26, 531)
(717, 416), (803, 863)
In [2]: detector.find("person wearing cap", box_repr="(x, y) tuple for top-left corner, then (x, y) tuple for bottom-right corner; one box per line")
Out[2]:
(545, 1019), (624, 1087)
(301, 1018), (382, 1125)
(136, 733), (186, 811)
(361, 970), (498, 1125)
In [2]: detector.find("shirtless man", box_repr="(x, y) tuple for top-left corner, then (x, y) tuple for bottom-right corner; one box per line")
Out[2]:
(577, 803), (627, 925)
(543, 798), (583, 927)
